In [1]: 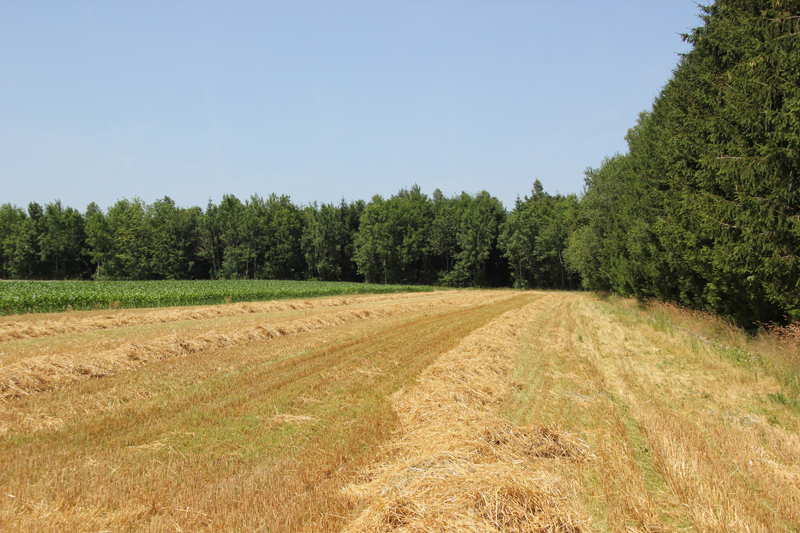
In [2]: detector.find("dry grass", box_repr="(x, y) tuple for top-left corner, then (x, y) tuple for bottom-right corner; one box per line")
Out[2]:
(505, 293), (800, 532)
(341, 295), (592, 532)
(0, 292), (439, 343)
(770, 321), (800, 356)
(2, 290), (799, 532)
(0, 290), (535, 532)
(0, 291), (503, 401)
(617, 297), (800, 394)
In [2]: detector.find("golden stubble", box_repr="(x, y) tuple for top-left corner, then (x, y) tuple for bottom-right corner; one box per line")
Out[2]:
(1, 291), (798, 532)
(341, 293), (593, 532)
(0, 290), (532, 532)
(505, 294), (800, 532)
(0, 291), (451, 342)
(0, 291), (508, 401)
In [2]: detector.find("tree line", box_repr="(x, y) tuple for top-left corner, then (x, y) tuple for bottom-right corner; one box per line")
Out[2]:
(0, 184), (579, 291)
(2, 0), (796, 327)
(566, 0), (800, 326)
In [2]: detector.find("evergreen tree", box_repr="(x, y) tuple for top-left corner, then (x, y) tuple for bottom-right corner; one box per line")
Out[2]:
(570, 0), (800, 325)
(500, 181), (579, 289)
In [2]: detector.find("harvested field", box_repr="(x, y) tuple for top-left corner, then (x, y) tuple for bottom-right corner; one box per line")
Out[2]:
(0, 291), (799, 532)
(0, 292), (430, 342)
(0, 291), (494, 400)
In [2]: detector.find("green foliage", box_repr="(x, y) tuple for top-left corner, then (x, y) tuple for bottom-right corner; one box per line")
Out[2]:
(0, 204), (26, 279)
(195, 194), (305, 281)
(3, 187), (510, 289)
(456, 191), (507, 286)
(500, 180), (579, 289)
(353, 186), (434, 284)
(259, 194), (305, 280)
(12, 203), (47, 279)
(352, 187), (509, 287)
(301, 200), (363, 281)
(145, 197), (204, 280)
(104, 198), (149, 279)
(429, 189), (462, 275)
(216, 194), (247, 279)
(84, 202), (112, 280)
(198, 200), (225, 279)
(569, 0), (800, 327)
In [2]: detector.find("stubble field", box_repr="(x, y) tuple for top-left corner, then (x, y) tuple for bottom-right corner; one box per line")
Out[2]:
(0, 290), (798, 532)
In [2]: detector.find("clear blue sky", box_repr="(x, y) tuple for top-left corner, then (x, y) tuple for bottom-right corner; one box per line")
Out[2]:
(1, 0), (701, 212)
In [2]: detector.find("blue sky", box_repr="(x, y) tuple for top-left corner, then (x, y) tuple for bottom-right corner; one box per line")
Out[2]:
(1, 0), (701, 212)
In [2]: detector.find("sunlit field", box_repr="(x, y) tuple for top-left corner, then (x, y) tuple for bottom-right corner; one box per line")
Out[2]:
(1, 291), (798, 532)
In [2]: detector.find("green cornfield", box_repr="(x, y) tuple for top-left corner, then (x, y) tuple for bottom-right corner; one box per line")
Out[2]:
(0, 280), (434, 315)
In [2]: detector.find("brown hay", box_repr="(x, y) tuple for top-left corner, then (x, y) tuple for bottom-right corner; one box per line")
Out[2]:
(480, 422), (590, 462)
(271, 414), (318, 425)
(348, 464), (586, 533)
(766, 321), (800, 365)
(341, 297), (591, 533)
(0, 291), (474, 343)
(0, 293), (509, 400)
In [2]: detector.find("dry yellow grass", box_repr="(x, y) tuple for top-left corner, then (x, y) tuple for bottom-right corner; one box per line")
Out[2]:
(0, 291), (504, 401)
(0, 290), (534, 532)
(505, 294), (800, 532)
(0, 291), (443, 342)
(341, 294), (592, 532)
(1, 290), (798, 532)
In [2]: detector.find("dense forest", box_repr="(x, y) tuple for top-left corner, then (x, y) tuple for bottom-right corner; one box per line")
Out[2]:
(567, 0), (800, 326)
(0, 185), (577, 291)
(1, 0), (797, 327)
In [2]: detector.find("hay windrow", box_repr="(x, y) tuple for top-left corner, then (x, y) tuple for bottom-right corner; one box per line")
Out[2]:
(341, 297), (592, 532)
(5, 291), (800, 531)
(0, 291), (461, 343)
(0, 293), (507, 401)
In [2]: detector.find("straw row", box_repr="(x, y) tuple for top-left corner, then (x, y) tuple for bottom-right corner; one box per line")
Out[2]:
(0, 292), (448, 343)
(341, 297), (592, 532)
(0, 295), (491, 401)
